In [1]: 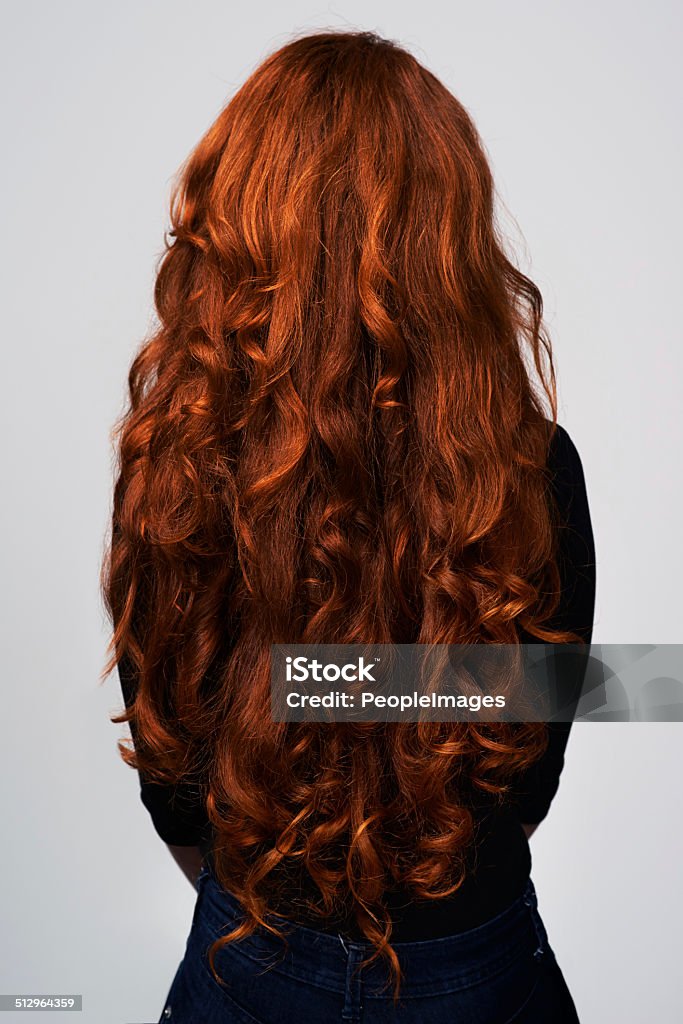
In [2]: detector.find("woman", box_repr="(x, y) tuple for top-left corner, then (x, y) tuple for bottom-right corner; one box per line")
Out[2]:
(102, 30), (595, 1024)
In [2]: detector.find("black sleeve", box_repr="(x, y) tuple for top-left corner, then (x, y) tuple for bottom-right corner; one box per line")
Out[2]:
(512, 421), (597, 824)
(117, 650), (213, 848)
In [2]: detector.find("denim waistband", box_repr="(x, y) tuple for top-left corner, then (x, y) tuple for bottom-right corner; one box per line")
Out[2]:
(193, 863), (546, 999)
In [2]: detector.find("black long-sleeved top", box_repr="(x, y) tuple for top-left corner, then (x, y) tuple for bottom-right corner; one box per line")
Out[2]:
(116, 421), (595, 940)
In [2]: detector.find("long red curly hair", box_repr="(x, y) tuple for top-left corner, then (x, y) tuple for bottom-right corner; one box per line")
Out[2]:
(101, 29), (581, 995)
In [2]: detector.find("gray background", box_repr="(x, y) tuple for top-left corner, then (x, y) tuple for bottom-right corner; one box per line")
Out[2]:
(1, 1), (681, 1021)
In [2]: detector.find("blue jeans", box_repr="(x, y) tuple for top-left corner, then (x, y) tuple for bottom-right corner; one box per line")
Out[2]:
(159, 864), (579, 1023)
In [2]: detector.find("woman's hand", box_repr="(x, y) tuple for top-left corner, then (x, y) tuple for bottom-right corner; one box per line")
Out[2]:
(166, 843), (205, 888)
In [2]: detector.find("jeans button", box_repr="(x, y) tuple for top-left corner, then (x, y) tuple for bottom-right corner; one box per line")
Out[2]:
(163, 1005), (172, 1018)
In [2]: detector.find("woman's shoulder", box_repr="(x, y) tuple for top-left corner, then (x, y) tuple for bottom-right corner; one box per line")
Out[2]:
(546, 420), (585, 478)
(544, 417), (595, 574)
(542, 419), (596, 640)
(544, 419), (591, 515)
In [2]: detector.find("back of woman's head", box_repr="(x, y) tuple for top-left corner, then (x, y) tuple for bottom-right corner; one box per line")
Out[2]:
(102, 29), (578, 993)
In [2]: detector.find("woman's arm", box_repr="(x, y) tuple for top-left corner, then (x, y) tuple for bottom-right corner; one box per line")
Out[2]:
(512, 422), (597, 831)
(115, 650), (214, 876)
